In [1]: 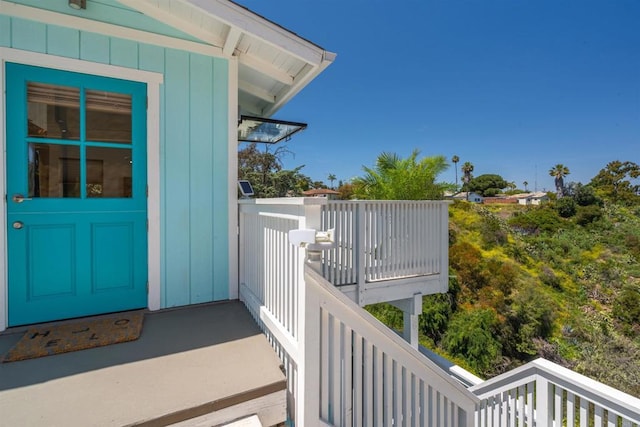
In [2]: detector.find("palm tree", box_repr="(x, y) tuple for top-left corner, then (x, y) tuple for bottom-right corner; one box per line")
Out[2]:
(461, 161), (474, 201)
(461, 162), (474, 186)
(352, 149), (450, 200)
(452, 155), (460, 188)
(549, 164), (570, 198)
(327, 173), (337, 189)
(523, 181), (529, 192)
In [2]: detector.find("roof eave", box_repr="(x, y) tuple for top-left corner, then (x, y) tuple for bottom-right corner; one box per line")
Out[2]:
(117, 0), (335, 117)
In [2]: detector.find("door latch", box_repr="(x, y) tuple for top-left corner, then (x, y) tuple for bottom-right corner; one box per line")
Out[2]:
(12, 194), (32, 203)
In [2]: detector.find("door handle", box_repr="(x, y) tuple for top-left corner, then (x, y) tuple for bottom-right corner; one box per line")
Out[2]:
(12, 194), (32, 203)
(12, 221), (23, 229)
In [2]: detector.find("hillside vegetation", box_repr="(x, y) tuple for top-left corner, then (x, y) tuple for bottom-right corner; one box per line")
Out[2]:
(368, 199), (640, 397)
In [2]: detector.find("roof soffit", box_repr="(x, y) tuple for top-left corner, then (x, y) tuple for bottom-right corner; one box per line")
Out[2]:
(115, 0), (335, 116)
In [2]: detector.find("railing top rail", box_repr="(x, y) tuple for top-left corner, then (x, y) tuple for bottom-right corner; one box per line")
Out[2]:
(326, 199), (452, 205)
(471, 358), (640, 421)
(238, 197), (452, 206)
(239, 197), (329, 206)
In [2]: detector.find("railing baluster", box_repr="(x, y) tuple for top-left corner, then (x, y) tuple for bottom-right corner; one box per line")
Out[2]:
(554, 384), (563, 426)
(509, 389), (516, 427)
(567, 391), (575, 427)
(500, 391), (508, 426)
(392, 360), (401, 425)
(595, 405), (603, 427)
(363, 339), (374, 426)
(411, 373), (418, 427)
(374, 347), (383, 427)
(342, 323), (353, 427)
(419, 380), (427, 427)
(403, 367), (411, 426)
(321, 308), (330, 421)
(353, 333), (363, 427)
(527, 382), (535, 427)
(580, 395), (588, 427)
(430, 386), (438, 427)
(384, 354), (394, 426)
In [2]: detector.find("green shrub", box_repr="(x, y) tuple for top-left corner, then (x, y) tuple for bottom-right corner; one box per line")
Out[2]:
(613, 284), (640, 331)
(419, 293), (454, 344)
(555, 197), (577, 218)
(449, 242), (486, 290)
(539, 265), (562, 290)
(365, 303), (403, 331)
(505, 286), (556, 357)
(480, 215), (508, 247)
(441, 309), (502, 376)
(508, 207), (563, 235)
(575, 205), (603, 226)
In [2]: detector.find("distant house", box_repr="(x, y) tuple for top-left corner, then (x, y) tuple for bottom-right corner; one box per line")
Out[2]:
(514, 192), (549, 205)
(302, 188), (341, 200)
(452, 192), (484, 203)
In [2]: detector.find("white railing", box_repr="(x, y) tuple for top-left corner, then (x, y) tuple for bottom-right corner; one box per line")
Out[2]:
(238, 197), (478, 426)
(304, 266), (478, 426)
(238, 198), (640, 427)
(320, 201), (449, 287)
(239, 198), (319, 423)
(470, 358), (640, 427)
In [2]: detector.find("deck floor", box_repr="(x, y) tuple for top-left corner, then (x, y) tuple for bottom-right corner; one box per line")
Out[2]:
(0, 301), (286, 426)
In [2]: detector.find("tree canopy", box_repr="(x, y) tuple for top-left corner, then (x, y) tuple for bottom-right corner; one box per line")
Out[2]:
(467, 174), (509, 196)
(238, 143), (313, 197)
(352, 149), (450, 200)
(590, 160), (640, 205)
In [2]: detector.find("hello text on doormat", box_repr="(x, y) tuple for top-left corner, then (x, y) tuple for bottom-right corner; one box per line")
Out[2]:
(2, 312), (144, 363)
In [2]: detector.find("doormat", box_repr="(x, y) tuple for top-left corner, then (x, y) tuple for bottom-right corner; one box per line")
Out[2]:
(2, 312), (144, 363)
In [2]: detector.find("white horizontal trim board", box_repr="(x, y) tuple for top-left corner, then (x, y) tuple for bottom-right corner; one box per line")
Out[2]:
(0, 47), (163, 84)
(0, 0), (222, 57)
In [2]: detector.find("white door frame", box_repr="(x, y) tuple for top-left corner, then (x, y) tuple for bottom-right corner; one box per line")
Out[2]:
(0, 47), (163, 331)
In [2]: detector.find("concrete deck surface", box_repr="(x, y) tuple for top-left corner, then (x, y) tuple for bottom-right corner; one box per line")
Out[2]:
(0, 301), (286, 426)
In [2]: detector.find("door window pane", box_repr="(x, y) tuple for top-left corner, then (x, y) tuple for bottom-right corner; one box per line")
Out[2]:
(86, 146), (132, 198)
(27, 82), (80, 140)
(86, 90), (132, 144)
(28, 143), (81, 198)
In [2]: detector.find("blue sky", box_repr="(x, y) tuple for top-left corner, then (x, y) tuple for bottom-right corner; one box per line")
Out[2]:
(237, 0), (639, 192)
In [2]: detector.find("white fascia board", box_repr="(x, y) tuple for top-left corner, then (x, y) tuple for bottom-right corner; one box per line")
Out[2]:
(0, 0), (222, 58)
(186, 0), (329, 66)
(115, 0), (224, 48)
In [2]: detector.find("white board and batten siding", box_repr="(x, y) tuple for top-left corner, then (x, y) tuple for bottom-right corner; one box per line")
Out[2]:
(0, 2), (236, 330)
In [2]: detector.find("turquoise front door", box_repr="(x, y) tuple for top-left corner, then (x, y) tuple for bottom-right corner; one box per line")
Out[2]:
(6, 63), (148, 326)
